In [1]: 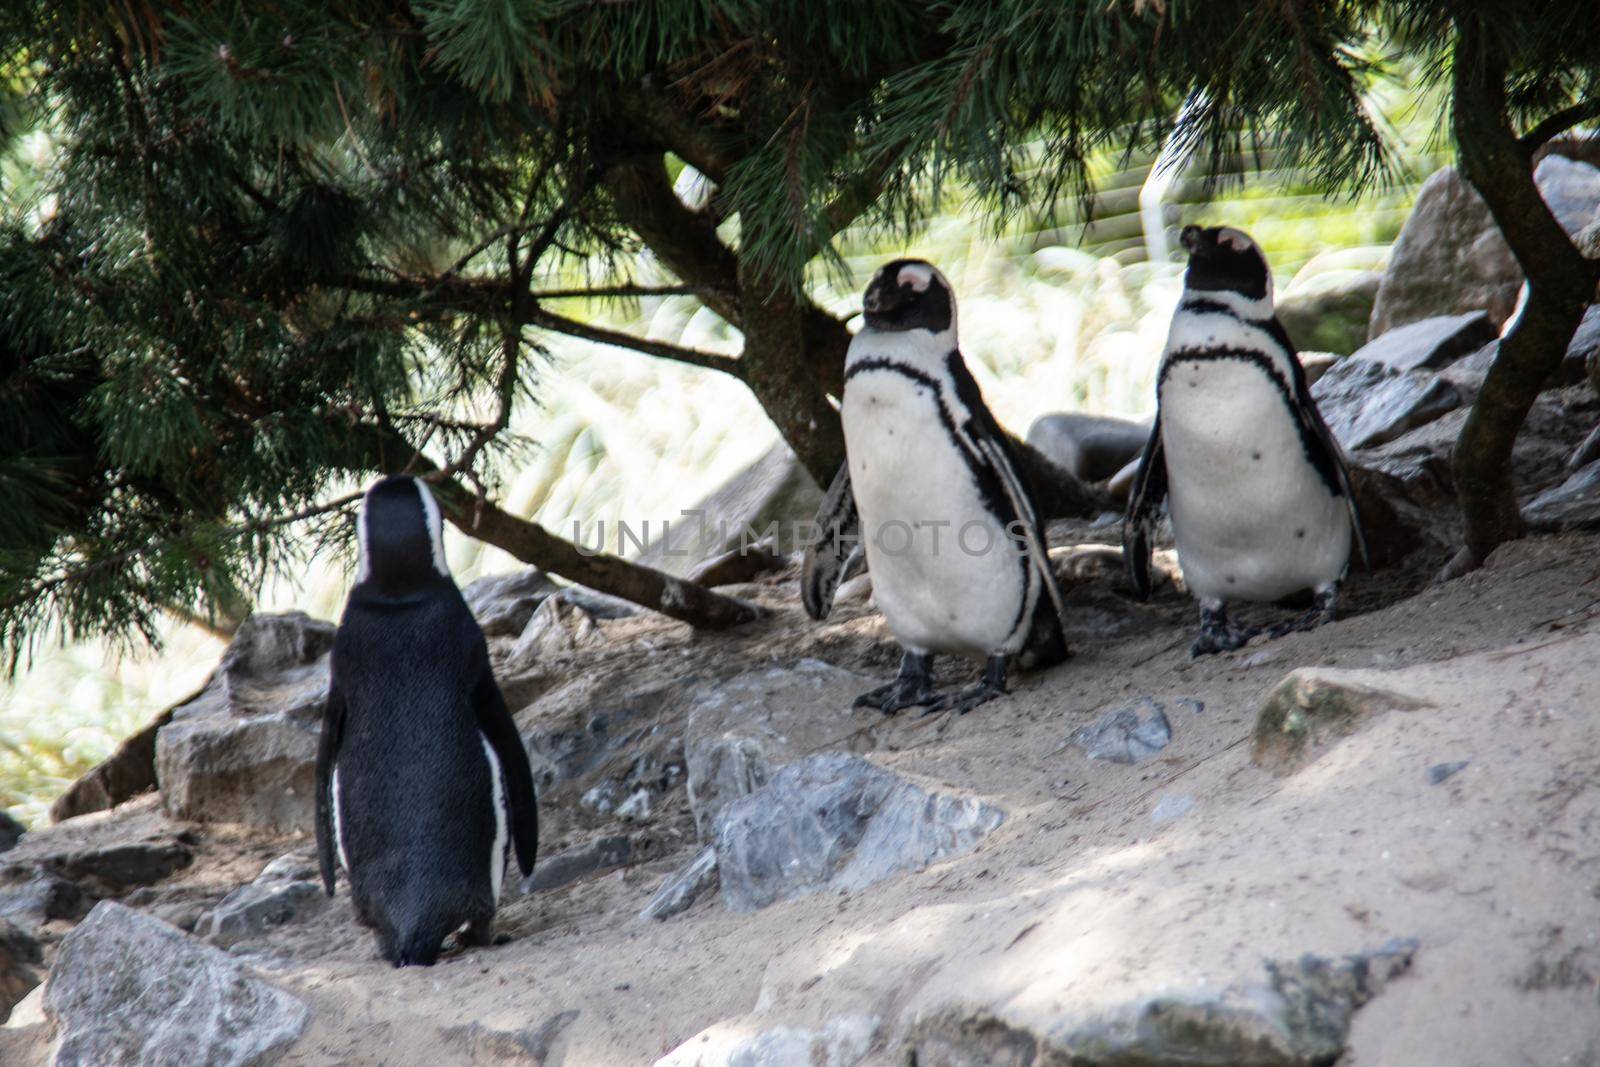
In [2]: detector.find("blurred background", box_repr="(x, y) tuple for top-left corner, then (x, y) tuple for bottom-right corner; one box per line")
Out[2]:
(0, 83), (1448, 826)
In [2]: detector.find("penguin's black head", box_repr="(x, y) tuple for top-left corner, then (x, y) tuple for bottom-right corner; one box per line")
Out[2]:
(1179, 225), (1273, 302)
(861, 259), (956, 334)
(356, 476), (449, 595)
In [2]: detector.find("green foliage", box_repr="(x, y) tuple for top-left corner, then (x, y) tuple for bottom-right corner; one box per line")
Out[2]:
(0, 0), (1595, 664)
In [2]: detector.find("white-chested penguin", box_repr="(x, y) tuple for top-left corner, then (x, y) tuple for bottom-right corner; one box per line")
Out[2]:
(316, 475), (538, 966)
(1124, 225), (1368, 656)
(802, 259), (1068, 715)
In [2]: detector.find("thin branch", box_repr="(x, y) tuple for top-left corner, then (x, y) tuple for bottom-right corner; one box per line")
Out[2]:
(528, 283), (722, 300)
(523, 306), (743, 377)
(1519, 97), (1600, 152)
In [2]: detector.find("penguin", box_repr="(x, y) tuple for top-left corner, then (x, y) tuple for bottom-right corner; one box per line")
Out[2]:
(315, 475), (538, 967)
(802, 259), (1068, 715)
(1123, 225), (1369, 657)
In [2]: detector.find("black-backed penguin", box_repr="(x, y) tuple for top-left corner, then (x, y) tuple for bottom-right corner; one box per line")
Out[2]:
(802, 259), (1068, 715)
(1124, 225), (1368, 656)
(316, 475), (538, 966)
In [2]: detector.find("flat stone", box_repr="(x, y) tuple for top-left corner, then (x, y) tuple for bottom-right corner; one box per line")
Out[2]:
(44, 901), (308, 1066)
(440, 1010), (579, 1066)
(155, 612), (335, 832)
(1025, 413), (1152, 482)
(461, 568), (560, 638)
(1428, 761), (1469, 785)
(685, 660), (881, 840)
(1349, 312), (1497, 373)
(1312, 357), (1463, 450)
(1253, 669), (1430, 774)
(195, 877), (323, 950)
(520, 835), (632, 894)
(513, 596), (605, 660)
(1455, 306), (1600, 388)
(714, 753), (1004, 913)
(1523, 460), (1600, 531)
(0, 875), (88, 932)
(1072, 696), (1175, 765)
(640, 846), (719, 922)
(687, 541), (788, 589)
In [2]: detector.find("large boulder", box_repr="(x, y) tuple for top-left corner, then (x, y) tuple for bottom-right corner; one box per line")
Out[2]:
(1370, 157), (1600, 338)
(460, 567), (560, 637)
(1275, 270), (1381, 356)
(155, 612), (334, 832)
(1312, 358), (1464, 451)
(712, 753), (1004, 913)
(44, 901), (309, 1066)
(1348, 312), (1498, 373)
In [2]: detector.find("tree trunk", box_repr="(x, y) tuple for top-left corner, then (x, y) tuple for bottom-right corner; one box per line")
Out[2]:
(1445, 22), (1600, 576)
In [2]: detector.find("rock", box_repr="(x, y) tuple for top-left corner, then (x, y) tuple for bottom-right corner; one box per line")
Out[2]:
(513, 596), (605, 660)
(655, 1014), (881, 1067)
(556, 587), (639, 620)
(0, 919), (41, 1024)
(1312, 357), (1463, 450)
(1349, 311), (1498, 373)
(0, 813), (22, 855)
(1370, 158), (1600, 337)
(1150, 793), (1195, 823)
(0, 875), (88, 932)
(1523, 460), (1600, 531)
(686, 541), (788, 589)
(1428, 761), (1469, 785)
(685, 660), (881, 840)
(1455, 305), (1600, 388)
(441, 1010), (579, 1066)
(1253, 669), (1430, 774)
(156, 611), (335, 832)
(1059, 584), (1160, 641)
(714, 753), (1004, 913)
(1071, 696), (1175, 764)
(195, 873), (323, 950)
(1025, 413), (1152, 482)
(461, 568), (559, 637)
(520, 835), (632, 894)
(1299, 352), (1341, 388)
(1568, 421), (1600, 470)
(638, 440), (824, 576)
(44, 901), (308, 1066)
(50, 707), (177, 823)
(1276, 270), (1381, 356)
(905, 940), (1417, 1067)
(640, 846), (719, 922)
(30, 838), (194, 895)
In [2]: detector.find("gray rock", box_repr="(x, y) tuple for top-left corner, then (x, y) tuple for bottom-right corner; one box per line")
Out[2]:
(1455, 305), (1600, 388)
(727, 1016), (880, 1067)
(556, 587), (639, 620)
(521, 835), (632, 894)
(156, 612), (335, 832)
(195, 876), (323, 950)
(905, 940), (1418, 1067)
(1370, 157), (1600, 338)
(1312, 357), (1463, 450)
(1299, 352), (1342, 388)
(1523, 460), (1600, 531)
(44, 901), (308, 1066)
(686, 541), (788, 589)
(0, 918), (41, 1024)
(1428, 761), (1469, 785)
(1150, 793), (1195, 823)
(1253, 669), (1430, 774)
(1349, 311), (1498, 373)
(441, 1010), (579, 1066)
(1025, 413), (1152, 482)
(514, 595), (605, 660)
(0, 875), (88, 932)
(1060, 584), (1160, 641)
(1072, 696), (1174, 765)
(639, 440), (824, 576)
(462, 568), (560, 637)
(685, 660), (881, 840)
(0, 812), (22, 855)
(714, 754), (1004, 913)
(640, 846), (719, 922)
(1276, 270), (1380, 356)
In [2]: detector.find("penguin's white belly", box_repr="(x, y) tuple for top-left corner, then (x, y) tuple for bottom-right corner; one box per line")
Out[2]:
(842, 370), (1027, 658)
(1160, 358), (1350, 602)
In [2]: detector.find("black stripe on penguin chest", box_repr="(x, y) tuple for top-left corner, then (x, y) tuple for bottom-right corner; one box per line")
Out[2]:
(845, 356), (1016, 530)
(1158, 347), (1341, 498)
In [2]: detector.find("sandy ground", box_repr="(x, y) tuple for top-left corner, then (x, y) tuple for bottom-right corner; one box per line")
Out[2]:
(7, 530), (1600, 1065)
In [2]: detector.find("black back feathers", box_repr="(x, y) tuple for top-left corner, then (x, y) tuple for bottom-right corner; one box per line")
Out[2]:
(358, 476), (447, 596)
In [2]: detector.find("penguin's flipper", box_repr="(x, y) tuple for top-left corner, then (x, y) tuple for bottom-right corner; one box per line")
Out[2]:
(314, 677), (346, 896)
(1269, 318), (1371, 570)
(473, 662), (539, 878)
(801, 462), (861, 621)
(971, 431), (1067, 632)
(1123, 414), (1168, 601)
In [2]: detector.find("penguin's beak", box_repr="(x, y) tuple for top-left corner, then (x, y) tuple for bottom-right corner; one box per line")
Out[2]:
(1179, 225), (1206, 256)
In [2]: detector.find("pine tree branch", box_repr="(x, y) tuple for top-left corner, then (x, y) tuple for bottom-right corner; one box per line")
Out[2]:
(522, 306), (743, 377)
(1519, 97), (1600, 152)
(529, 284), (716, 300)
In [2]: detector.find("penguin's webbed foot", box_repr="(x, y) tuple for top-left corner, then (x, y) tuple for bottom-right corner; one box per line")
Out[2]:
(462, 916), (495, 948)
(1190, 600), (1259, 658)
(920, 655), (1008, 717)
(1266, 585), (1338, 639)
(854, 650), (936, 715)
